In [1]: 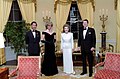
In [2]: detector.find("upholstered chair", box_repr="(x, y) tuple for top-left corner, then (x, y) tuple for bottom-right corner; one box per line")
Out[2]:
(9, 56), (41, 79)
(94, 52), (120, 79)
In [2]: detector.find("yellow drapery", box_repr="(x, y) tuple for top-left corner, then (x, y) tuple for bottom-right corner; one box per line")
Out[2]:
(54, 0), (94, 42)
(0, 48), (5, 65)
(55, 0), (71, 41)
(77, 0), (94, 27)
(17, 0), (36, 24)
(0, 0), (12, 32)
(0, 0), (12, 65)
(116, 0), (120, 52)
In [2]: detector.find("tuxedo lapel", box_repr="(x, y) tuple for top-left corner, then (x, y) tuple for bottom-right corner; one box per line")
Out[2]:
(85, 29), (89, 39)
(35, 30), (39, 38)
(81, 29), (84, 40)
(35, 31), (38, 41)
(30, 30), (34, 39)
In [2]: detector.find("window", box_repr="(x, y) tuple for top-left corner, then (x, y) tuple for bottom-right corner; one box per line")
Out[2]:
(8, 0), (22, 22)
(66, 2), (82, 39)
(4, 0), (23, 46)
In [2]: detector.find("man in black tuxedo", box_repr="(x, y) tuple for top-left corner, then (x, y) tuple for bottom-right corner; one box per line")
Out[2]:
(78, 19), (96, 77)
(25, 21), (40, 56)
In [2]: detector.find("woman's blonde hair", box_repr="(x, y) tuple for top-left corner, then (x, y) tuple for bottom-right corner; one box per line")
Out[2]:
(45, 21), (53, 29)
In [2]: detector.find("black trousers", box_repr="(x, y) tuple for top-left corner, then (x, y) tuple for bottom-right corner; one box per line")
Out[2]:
(81, 49), (93, 74)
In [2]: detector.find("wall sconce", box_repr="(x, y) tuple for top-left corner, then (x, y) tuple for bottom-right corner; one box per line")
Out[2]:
(99, 9), (108, 32)
(42, 10), (51, 22)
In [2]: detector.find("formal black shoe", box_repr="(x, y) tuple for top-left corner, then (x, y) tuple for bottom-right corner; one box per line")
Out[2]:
(89, 73), (92, 77)
(80, 72), (87, 75)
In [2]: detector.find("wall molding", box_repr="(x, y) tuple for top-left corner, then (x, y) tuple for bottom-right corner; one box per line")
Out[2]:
(96, 39), (116, 44)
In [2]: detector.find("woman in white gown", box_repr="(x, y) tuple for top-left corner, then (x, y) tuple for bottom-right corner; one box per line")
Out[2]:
(61, 24), (75, 74)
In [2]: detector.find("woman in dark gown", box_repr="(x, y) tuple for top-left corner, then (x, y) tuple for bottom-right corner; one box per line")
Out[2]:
(41, 22), (58, 76)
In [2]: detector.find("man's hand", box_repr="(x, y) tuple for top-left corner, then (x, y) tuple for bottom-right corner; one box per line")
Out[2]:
(91, 47), (95, 51)
(77, 47), (81, 51)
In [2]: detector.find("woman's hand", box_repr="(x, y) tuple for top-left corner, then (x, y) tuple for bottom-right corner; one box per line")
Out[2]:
(72, 49), (74, 52)
(60, 49), (63, 53)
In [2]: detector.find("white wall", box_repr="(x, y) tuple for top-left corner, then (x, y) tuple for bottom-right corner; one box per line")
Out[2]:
(36, 0), (56, 32)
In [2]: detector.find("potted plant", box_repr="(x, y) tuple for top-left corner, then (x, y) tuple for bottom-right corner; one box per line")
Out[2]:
(4, 20), (29, 56)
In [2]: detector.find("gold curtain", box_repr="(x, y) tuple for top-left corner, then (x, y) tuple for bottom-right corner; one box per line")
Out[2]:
(77, 0), (94, 27)
(0, 0), (12, 65)
(116, 0), (120, 52)
(0, 48), (5, 65)
(17, 0), (36, 24)
(0, 0), (12, 32)
(55, 0), (71, 41)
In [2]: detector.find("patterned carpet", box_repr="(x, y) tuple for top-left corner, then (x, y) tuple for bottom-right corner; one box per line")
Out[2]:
(39, 66), (94, 79)
(1, 66), (94, 79)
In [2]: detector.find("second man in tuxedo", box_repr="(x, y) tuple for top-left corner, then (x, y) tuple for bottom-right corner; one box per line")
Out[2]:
(25, 21), (41, 56)
(78, 19), (96, 77)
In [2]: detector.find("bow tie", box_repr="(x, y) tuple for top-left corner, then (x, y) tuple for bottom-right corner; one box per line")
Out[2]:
(32, 30), (35, 32)
(83, 28), (86, 30)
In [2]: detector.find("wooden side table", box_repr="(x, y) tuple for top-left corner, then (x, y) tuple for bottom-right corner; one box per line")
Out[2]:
(0, 67), (9, 79)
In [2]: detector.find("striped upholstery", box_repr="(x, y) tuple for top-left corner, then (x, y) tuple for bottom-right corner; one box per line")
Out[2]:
(94, 53), (120, 79)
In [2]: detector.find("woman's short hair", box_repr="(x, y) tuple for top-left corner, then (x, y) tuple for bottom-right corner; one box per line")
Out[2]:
(62, 24), (70, 32)
(45, 21), (53, 29)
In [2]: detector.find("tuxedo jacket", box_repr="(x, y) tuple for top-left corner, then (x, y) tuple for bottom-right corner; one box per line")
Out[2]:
(78, 27), (96, 51)
(25, 30), (41, 56)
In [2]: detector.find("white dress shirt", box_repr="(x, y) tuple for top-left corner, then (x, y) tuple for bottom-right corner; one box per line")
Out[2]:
(83, 27), (88, 39)
(31, 29), (36, 38)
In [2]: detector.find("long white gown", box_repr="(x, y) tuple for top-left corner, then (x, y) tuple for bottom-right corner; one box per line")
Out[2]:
(61, 32), (74, 74)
